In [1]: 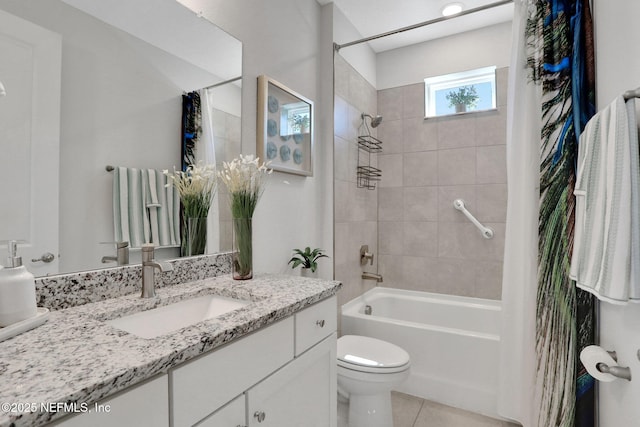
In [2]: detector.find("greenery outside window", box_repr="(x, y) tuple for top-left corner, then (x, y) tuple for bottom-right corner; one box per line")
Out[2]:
(424, 66), (497, 117)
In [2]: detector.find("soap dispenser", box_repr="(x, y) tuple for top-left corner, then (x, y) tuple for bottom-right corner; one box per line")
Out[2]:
(0, 241), (37, 327)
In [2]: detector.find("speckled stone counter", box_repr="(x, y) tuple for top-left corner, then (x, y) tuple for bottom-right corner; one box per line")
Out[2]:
(0, 274), (341, 427)
(35, 252), (233, 311)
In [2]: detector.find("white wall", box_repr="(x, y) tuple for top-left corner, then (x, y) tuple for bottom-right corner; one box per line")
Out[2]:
(593, 1), (640, 425)
(178, 0), (335, 279)
(376, 22), (512, 90)
(333, 4), (377, 89)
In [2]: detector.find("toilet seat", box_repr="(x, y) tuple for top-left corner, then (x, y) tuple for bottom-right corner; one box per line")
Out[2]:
(337, 335), (410, 374)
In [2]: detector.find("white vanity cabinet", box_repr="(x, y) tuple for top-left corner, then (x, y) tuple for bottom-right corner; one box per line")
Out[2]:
(48, 295), (337, 427)
(51, 374), (169, 427)
(174, 295), (337, 427)
(171, 316), (295, 426)
(247, 333), (336, 427)
(195, 395), (245, 427)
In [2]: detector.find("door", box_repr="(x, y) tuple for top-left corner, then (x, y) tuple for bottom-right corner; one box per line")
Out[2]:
(0, 9), (61, 275)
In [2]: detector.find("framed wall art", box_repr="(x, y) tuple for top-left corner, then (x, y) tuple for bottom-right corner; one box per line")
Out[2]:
(257, 75), (313, 176)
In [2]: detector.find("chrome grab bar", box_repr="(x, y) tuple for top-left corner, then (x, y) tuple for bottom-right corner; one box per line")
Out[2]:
(453, 199), (494, 239)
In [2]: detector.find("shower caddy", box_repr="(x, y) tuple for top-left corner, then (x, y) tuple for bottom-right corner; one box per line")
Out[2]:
(357, 114), (382, 189)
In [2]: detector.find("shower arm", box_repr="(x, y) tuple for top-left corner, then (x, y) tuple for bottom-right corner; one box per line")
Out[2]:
(453, 199), (494, 239)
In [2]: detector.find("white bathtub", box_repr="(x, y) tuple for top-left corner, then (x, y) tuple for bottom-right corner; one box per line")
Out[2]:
(341, 287), (502, 419)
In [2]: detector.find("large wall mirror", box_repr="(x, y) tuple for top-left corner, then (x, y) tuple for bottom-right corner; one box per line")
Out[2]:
(0, 0), (242, 276)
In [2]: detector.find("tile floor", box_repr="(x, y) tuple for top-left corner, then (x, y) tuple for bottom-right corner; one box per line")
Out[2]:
(338, 391), (521, 427)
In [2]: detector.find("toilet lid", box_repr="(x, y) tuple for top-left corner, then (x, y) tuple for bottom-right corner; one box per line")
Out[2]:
(337, 335), (410, 373)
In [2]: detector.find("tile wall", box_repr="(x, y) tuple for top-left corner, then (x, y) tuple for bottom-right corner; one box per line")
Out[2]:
(333, 54), (380, 313)
(376, 67), (509, 299)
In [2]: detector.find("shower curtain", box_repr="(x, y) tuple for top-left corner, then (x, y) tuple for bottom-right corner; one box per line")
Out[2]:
(498, 1), (540, 424)
(198, 89), (220, 253)
(181, 91), (201, 171)
(500, 1), (595, 426)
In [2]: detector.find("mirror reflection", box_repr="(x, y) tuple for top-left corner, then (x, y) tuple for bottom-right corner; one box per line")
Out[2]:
(0, 0), (242, 276)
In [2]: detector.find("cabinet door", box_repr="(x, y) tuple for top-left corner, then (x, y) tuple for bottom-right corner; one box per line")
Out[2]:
(171, 317), (294, 426)
(196, 394), (245, 427)
(52, 374), (168, 427)
(247, 333), (336, 427)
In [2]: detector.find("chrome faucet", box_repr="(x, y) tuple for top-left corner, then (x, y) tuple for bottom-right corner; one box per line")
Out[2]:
(101, 241), (130, 265)
(141, 244), (173, 298)
(360, 245), (374, 266)
(362, 271), (383, 283)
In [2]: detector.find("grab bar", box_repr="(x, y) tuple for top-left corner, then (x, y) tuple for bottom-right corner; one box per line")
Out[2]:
(453, 199), (494, 239)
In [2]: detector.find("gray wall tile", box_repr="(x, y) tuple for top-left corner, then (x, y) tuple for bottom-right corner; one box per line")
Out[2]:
(404, 151), (438, 186)
(438, 147), (476, 186)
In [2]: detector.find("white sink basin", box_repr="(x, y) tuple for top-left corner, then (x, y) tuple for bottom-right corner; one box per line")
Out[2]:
(106, 295), (250, 339)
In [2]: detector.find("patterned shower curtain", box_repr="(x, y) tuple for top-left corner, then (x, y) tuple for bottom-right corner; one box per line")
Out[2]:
(526, 0), (596, 426)
(181, 91), (202, 171)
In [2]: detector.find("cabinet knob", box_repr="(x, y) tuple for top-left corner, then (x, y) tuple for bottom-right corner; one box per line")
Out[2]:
(316, 319), (325, 328)
(254, 411), (266, 422)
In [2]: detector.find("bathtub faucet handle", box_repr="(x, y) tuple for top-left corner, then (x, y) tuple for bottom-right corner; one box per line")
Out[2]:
(360, 245), (374, 266)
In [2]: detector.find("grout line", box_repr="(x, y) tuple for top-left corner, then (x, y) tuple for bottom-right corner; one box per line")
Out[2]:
(411, 397), (426, 427)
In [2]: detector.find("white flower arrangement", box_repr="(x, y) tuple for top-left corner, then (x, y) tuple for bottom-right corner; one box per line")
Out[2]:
(218, 154), (272, 219)
(218, 155), (272, 279)
(164, 162), (217, 220)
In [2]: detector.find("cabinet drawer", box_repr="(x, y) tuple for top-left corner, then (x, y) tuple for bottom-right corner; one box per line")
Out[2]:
(52, 374), (168, 427)
(294, 296), (336, 355)
(172, 317), (294, 427)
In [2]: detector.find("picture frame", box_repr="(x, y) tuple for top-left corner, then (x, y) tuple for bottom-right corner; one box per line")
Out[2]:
(257, 75), (313, 176)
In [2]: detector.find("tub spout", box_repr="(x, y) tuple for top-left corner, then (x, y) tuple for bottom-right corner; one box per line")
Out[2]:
(362, 272), (383, 283)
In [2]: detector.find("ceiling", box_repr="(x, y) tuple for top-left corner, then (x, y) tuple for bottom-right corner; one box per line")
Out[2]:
(319, 0), (513, 52)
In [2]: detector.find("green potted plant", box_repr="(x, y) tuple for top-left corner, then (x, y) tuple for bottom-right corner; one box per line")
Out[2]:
(445, 85), (479, 113)
(288, 247), (328, 277)
(290, 114), (310, 133)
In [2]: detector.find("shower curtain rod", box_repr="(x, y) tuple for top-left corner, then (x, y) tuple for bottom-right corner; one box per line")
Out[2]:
(184, 76), (242, 94)
(334, 0), (514, 51)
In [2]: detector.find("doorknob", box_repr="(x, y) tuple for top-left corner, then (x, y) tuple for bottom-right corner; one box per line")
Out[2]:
(254, 411), (266, 422)
(32, 252), (55, 263)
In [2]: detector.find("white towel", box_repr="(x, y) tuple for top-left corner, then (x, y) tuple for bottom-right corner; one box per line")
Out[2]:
(570, 96), (640, 304)
(144, 169), (180, 246)
(113, 167), (180, 248)
(113, 167), (148, 248)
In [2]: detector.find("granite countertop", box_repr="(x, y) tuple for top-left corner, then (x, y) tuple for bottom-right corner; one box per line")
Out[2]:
(0, 274), (341, 427)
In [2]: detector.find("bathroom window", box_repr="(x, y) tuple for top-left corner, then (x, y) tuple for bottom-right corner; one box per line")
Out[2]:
(424, 66), (497, 117)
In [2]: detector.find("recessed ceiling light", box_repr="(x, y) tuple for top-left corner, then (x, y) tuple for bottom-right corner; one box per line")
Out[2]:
(442, 3), (464, 17)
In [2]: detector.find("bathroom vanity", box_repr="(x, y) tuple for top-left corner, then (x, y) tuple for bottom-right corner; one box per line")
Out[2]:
(0, 271), (340, 427)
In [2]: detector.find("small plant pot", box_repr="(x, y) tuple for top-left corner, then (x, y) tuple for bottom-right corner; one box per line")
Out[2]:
(454, 103), (467, 113)
(300, 268), (316, 278)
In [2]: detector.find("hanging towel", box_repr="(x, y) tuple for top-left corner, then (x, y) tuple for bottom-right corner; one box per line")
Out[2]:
(113, 167), (149, 248)
(570, 96), (640, 304)
(113, 167), (180, 248)
(144, 169), (180, 247)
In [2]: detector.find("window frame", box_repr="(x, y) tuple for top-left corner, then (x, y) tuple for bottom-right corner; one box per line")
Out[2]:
(423, 66), (497, 118)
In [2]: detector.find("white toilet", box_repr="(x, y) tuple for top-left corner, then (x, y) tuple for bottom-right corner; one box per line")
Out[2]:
(337, 335), (411, 427)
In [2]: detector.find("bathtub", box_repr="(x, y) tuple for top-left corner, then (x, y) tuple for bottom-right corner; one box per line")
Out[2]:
(341, 287), (501, 419)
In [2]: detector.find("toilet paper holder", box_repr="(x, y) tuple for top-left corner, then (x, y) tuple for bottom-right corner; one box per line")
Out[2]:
(597, 351), (632, 382)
